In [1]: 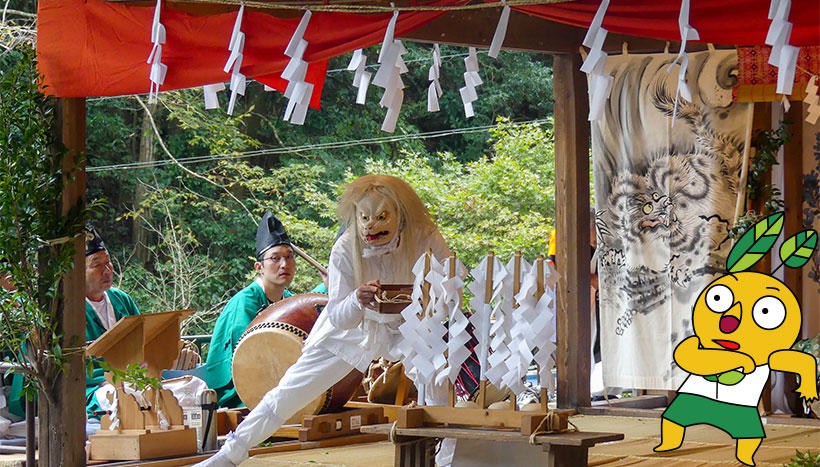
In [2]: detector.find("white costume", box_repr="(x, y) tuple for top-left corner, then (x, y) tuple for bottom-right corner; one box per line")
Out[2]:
(198, 178), (453, 467)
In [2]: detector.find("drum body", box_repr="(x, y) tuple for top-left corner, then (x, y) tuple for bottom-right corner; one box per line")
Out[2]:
(231, 293), (363, 424)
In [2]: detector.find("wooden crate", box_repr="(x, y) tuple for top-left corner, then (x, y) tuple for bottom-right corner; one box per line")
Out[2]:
(89, 427), (197, 461)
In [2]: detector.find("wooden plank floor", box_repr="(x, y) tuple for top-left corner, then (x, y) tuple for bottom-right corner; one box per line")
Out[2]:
(3, 415), (817, 466)
(240, 415), (819, 466)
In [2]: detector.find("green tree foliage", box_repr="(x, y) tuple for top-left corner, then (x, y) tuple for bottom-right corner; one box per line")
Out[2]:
(0, 46), (87, 402)
(361, 118), (555, 266)
(78, 43), (556, 335)
(117, 117), (556, 335)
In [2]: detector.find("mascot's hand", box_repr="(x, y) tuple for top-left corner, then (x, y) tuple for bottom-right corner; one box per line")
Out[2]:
(797, 381), (819, 402)
(356, 280), (381, 310)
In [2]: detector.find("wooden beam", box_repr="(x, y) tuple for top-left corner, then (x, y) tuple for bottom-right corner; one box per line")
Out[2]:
(783, 105), (803, 320)
(553, 53), (591, 410)
(401, 9), (700, 54)
(591, 395), (668, 410)
(577, 406), (663, 418)
(751, 102), (773, 275)
(40, 97), (87, 467)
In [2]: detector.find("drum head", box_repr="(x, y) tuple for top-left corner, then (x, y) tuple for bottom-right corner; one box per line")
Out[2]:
(232, 326), (324, 424)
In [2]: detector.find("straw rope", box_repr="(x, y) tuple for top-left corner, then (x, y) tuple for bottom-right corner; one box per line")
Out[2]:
(104, 0), (573, 14)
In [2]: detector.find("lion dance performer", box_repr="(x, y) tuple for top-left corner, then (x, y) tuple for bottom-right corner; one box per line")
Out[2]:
(197, 175), (453, 466)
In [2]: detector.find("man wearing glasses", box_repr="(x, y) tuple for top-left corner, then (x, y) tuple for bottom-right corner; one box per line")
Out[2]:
(205, 212), (303, 408)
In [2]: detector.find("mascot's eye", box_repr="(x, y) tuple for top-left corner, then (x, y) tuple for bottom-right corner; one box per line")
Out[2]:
(652, 192), (660, 201)
(361, 215), (369, 222)
(705, 284), (734, 313)
(752, 296), (786, 330)
(642, 203), (653, 215)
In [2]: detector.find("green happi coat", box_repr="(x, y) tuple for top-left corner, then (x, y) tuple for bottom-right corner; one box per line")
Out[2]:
(8, 287), (141, 419)
(85, 287), (141, 418)
(205, 280), (328, 408)
(205, 281), (293, 408)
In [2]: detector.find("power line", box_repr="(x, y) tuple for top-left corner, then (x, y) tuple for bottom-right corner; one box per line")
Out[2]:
(87, 118), (550, 173)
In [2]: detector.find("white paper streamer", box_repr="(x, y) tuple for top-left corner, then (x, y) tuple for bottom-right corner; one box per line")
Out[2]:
(223, 5), (246, 116)
(496, 257), (532, 395)
(765, 0), (799, 95)
(579, 0), (613, 121)
(437, 257), (470, 387)
(373, 11), (407, 132)
(203, 83), (226, 109)
(666, 0), (700, 122)
(348, 49), (372, 105)
(521, 261), (557, 393)
(467, 255), (506, 382)
(146, 0), (167, 104)
(484, 256), (521, 391)
(488, 5), (511, 59)
(427, 44), (443, 112)
(459, 47), (483, 118)
(805, 76), (820, 124)
(281, 11), (314, 125)
(397, 253), (445, 405)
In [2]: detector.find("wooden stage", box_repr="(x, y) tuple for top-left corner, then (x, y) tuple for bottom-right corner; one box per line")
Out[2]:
(1, 415), (817, 466)
(215, 415), (820, 466)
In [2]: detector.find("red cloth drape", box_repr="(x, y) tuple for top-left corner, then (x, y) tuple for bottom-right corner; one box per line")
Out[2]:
(514, 0), (820, 47)
(37, 0), (468, 103)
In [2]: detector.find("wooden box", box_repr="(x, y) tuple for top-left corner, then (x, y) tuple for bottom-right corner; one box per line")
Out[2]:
(89, 427), (197, 461)
(378, 284), (413, 314)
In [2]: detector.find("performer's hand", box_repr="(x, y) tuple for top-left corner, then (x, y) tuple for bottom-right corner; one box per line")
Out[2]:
(357, 280), (381, 310)
(320, 270), (329, 290)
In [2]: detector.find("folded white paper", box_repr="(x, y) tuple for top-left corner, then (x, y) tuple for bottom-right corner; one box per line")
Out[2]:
(427, 44), (443, 113)
(580, 0), (614, 121)
(804, 76), (820, 124)
(488, 5), (511, 59)
(281, 11), (316, 124)
(765, 0), (798, 96)
(373, 13), (408, 133)
(146, 0), (167, 104)
(203, 83), (225, 109)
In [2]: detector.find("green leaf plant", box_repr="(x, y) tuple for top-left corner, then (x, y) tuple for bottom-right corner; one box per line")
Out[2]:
(0, 46), (90, 406)
(726, 211), (818, 275)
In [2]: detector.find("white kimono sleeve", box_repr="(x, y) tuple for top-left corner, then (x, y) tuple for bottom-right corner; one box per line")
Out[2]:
(323, 238), (364, 330)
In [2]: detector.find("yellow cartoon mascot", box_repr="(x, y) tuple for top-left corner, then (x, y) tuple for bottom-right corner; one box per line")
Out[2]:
(655, 212), (819, 466)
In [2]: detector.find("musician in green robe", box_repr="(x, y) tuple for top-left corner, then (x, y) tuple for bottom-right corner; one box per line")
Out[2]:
(83, 224), (142, 418)
(205, 213), (313, 408)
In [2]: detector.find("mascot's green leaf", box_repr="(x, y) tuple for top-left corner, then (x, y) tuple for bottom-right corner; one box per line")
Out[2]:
(779, 229), (818, 268)
(726, 212), (784, 272)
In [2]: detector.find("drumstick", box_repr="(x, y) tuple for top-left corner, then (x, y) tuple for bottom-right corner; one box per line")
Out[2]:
(448, 254), (457, 408)
(291, 244), (328, 276)
(512, 251), (521, 411)
(536, 255), (548, 412)
(478, 251), (494, 410)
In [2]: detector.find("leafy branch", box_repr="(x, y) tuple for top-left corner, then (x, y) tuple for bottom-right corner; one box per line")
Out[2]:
(730, 120), (790, 239)
(94, 360), (161, 391)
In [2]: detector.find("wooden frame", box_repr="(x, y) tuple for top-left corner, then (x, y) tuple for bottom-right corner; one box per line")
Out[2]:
(47, 6), (817, 463)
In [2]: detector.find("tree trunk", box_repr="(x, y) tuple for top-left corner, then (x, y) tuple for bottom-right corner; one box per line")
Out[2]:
(40, 97), (87, 467)
(133, 102), (156, 265)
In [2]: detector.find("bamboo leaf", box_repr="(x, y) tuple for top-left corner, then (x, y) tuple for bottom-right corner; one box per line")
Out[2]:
(779, 229), (818, 268)
(727, 212), (784, 272)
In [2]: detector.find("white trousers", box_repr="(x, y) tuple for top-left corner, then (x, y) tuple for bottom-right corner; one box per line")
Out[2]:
(197, 345), (454, 466)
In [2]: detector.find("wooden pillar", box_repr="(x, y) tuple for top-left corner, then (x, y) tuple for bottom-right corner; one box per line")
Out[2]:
(783, 104), (803, 317)
(751, 102), (773, 275)
(552, 53), (591, 409)
(40, 97), (87, 467)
